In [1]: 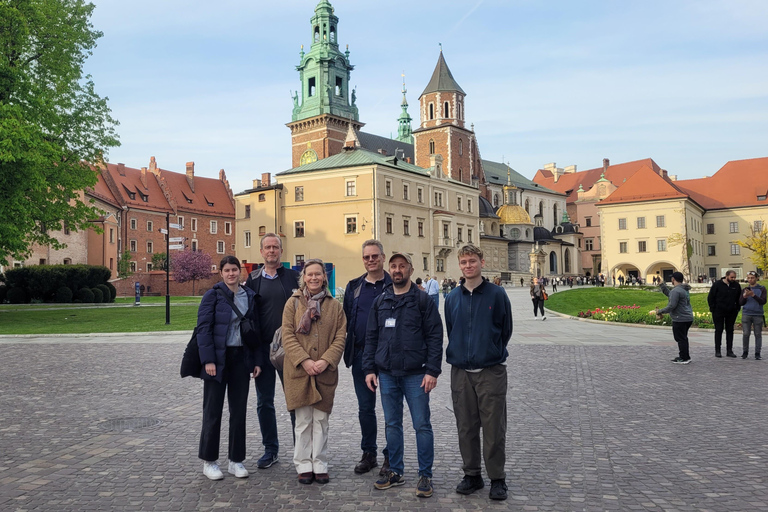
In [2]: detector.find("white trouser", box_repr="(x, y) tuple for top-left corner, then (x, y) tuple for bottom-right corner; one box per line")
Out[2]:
(293, 406), (330, 474)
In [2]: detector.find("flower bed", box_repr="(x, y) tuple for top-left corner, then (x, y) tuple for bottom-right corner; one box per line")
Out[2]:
(577, 305), (714, 328)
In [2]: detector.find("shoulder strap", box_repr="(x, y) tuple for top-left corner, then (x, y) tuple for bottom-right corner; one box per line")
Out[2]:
(418, 290), (429, 316)
(216, 287), (245, 320)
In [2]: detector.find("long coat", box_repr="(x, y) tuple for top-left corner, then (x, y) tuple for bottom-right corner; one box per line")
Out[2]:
(281, 290), (347, 414)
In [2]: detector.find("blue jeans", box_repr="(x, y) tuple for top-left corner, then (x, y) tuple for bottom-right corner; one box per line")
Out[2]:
(429, 294), (439, 308)
(254, 358), (296, 454)
(352, 351), (388, 457)
(379, 372), (433, 478)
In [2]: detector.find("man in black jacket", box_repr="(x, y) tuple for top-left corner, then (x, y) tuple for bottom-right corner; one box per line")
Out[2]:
(364, 252), (443, 498)
(342, 239), (391, 475)
(707, 270), (742, 357)
(244, 233), (300, 468)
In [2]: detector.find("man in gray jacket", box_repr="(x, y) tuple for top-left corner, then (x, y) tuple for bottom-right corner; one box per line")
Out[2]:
(657, 271), (694, 364)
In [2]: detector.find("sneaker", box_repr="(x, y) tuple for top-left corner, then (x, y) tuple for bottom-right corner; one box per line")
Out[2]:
(742, 352), (749, 359)
(203, 461), (224, 481)
(416, 475), (433, 498)
(227, 461), (248, 478)
(378, 454), (390, 477)
(455, 475), (484, 495)
(671, 357), (691, 365)
(542, 316), (547, 321)
(257, 452), (279, 469)
(374, 470), (405, 490)
(354, 452), (378, 474)
(489, 479), (508, 500)
(756, 354), (762, 360)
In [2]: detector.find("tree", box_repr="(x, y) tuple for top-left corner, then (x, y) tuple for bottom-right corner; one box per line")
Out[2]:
(117, 249), (132, 278)
(0, 0), (120, 266)
(152, 252), (167, 271)
(172, 250), (213, 296)
(735, 220), (768, 275)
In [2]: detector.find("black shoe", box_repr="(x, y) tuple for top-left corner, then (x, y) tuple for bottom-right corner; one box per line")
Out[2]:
(257, 452), (279, 469)
(715, 350), (722, 358)
(374, 470), (404, 490)
(315, 473), (330, 484)
(298, 472), (314, 484)
(756, 354), (762, 360)
(489, 479), (508, 500)
(378, 454), (390, 477)
(456, 475), (484, 495)
(416, 475), (433, 498)
(671, 357), (691, 365)
(354, 452), (378, 474)
(726, 351), (737, 358)
(742, 352), (749, 359)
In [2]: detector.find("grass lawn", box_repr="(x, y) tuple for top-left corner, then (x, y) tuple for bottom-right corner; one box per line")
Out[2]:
(114, 296), (202, 304)
(0, 304), (199, 334)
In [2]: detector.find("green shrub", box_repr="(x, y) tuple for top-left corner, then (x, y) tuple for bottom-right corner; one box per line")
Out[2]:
(3, 265), (112, 302)
(96, 284), (111, 303)
(55, 287), (74, 303)
(77, 288), (95, 303)
(0, 286), (6, 303)
(7, 287), (29, 304)
(105, 282), (117, 302)
(90, 287), (103, 303)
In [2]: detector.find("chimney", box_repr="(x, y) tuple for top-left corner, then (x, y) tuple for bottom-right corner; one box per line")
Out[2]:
(252, 179), (262, 189)
(117, 163), (126, 176)
(149, 156), (157, 173)
(377, 149), (387, 155)
(186, 162), (195, 192)
(668, 174), (677, 181)
(564, 164), (577, 174)
(405, 157), (412, 164)
(602, 158), (610, 173)
(140, 167), (148, 189)
(261, 173), (271, 187)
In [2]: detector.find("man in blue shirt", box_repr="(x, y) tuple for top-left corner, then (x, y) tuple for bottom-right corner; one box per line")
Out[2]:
(444, 244), (513, 501)
(739, 271), (766, 360)
(424, 275), (440, 307)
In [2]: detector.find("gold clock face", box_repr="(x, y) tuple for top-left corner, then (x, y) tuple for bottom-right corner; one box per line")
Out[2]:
(300, 149), (318, 166)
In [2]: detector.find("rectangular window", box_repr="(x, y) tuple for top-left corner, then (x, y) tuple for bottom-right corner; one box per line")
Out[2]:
(755, 220), (764, 232)
(109, 228), (114, 243)
(467, 199), (472, 213)
(656, 215), (665, 228)
(146, 263), (153, 272)
(130, 218), (137, 230)
(707, 223), (715, 234)
(403, 219), (410, 236)
(63, 221), (70, 235)
(386, 217), (393, 234)
(295, 186), (304, 202)
(403, 184), (409, 200)
(191, 218), (198, 232)
(346, 180), (356, 196)
(417, 187), (424, 203)
(457, 227), (463, 242)
(147, 220), (153, 232)
(423, 256), (429, 271)
(619, 241), (628, 253)
(730, 244), (740, 255)
(147, 241), (153, 253)
(244, 231), (251, 248)
(457, 197), (462, 211)
(296, 254), (305, 268)
(177, 216), (185, 229)
(443, 222), (450, 239)
(585, 239), (594, 251)
(244, 205), (251, 218)
(436, 258), (445, 272)
(210, 221), (218, 234)
(346, 216), (357, 234)
(191, 239), (198, 252)
(308, 77), (316, 96)
(657, 239), (667, 251)
(729, 222), (739, 233)
(434, 191), (443, 207)
(130, 240), (137, 252)
(618, 218), (627, 230)
(295, 221), (305, 238)
(585, 217), (592, 227)
(258, 225), (266, 236)
(468, 229), (473, 243)
(385, 180), (392, 197)
(418, 221), (424, 237)
(637, 217), (646, 229)
(217, 241), (225, 254)
(638, 241), (647, 252)
(223, 222), (231, 235)
(707, 245), (716, 256)
(130, 261), (137, 272)
(109, 258), (114, 270)
(709, 267), (718, 278)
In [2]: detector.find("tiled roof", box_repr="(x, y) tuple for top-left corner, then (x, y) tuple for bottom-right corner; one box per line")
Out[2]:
(482, 159), (563, 195)
(106, 163), (174, 213)
(598, 165), (689, 205)
(421, 52), (466, 97)
(89, 171), (120, 207)
(533, 158), (662, 203)
(358, 132), (414, 161)
(675, 157), (768, 210)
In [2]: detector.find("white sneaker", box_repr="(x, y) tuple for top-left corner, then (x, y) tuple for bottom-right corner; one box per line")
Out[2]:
(203, 461), (224, 480)
(228, 460), (249, 478)
(542, 316), (547, 321)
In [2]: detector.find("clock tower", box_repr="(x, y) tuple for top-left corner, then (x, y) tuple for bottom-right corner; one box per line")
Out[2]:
(287, 0), (363, 168)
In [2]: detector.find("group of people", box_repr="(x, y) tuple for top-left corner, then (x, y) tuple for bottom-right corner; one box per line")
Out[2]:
(656, 270), (765, 364)
(193, 233), (514, 501)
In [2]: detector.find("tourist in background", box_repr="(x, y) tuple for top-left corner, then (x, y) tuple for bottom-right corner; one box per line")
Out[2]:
(657, 271), (693, 365)
(707, 270), (742, 358)
(739, 271), (765, 360)
(530, 278), (546, 320)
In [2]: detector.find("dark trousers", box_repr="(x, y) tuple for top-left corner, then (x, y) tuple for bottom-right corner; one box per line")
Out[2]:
(532, 298), (544, 316)
(713, 311), (739, 352)
(255, 357), (296, 454)
(352, 350), (388, 457)
(672, 321), (692, 360)
(199, 347), (250, 462)
(451, 365), (507, 480)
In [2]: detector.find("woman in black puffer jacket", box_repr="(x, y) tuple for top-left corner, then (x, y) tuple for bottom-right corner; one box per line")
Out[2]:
(197, 255), (262, 481)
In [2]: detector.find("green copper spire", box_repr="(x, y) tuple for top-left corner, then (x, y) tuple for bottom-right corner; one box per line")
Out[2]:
(395, 73), (413, 144)
(291, 1), (358, 122)
(561, 211), (571, 224)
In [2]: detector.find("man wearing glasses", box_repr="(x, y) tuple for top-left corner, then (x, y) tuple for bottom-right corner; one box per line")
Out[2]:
(342, 240), (391, 475)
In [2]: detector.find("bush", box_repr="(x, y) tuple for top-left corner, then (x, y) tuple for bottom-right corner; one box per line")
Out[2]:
(77, 288), (95, 303)
(105, 282), (117, 302)
(0, 286), (6, 303)
(96, 284), (111, 303)
(7, 287), (29, 304)
(90, 287), (103, 303)
(55, 287), (74, 303)
(3, 264), (112, 302)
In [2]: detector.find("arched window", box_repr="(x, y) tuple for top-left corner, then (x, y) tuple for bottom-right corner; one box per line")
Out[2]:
(459, 139), (463, 155)
(429, 139), (435, 154)
(525, 199), (530, 213)
(329, 26), (336, 42)
(550, 251), (557, 273)
(457, 101), (462, 120)
(539, 201), (544, 216)
(553, 204), (559, 226)
(314, 26), (319, 42)
(564, 249), (571, 273)
(493, 193), (499, 207)
(443, 101), (449, 118)
(429, 103), (434, 120)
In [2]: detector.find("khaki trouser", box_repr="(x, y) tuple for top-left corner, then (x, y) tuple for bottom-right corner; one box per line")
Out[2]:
(450, 365), (508, 480)
(293, 406), (330, 474)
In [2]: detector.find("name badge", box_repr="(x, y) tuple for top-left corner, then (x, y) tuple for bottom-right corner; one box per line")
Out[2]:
(385, 318), (397, 328)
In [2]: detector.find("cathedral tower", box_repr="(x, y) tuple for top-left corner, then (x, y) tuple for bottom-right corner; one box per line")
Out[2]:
(287, 1), (363, 167)
(395, 75), (413, 144)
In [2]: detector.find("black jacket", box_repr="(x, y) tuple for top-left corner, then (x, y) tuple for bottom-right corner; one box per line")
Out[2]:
(363, 283), (443, 378)
(707, 278), (742, 314)
(244, 265), (300, 352)
(342, 271), (392, 367)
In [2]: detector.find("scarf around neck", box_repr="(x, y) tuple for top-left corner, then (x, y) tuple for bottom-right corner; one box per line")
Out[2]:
(296, 288), (328, 335)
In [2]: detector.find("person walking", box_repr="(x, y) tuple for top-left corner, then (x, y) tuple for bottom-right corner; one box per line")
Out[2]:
(282, 259), (347, 485)
(444, 245), (513, 501)
(707, 270), (742, 358)
(197, 256), (262, 480)
(342, 240), (391, 475)
(530, 278), (546, 320)
(656, 271), (694, 364)
(552, 278), (558, 293)
(424, 275), (440, 308)
(739, 271), (765, 360)
(364, 252), (443, 498)
(244, 233), (301, 469)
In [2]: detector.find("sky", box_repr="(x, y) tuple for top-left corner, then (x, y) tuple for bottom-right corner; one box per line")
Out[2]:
(85, 0), (768, 194)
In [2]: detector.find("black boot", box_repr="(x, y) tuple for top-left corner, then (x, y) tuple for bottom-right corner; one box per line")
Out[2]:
(726, 351), (737, 358)
(742, 351), (749, 359)
(715, 348), (722, 358)
(354, 452), (378, 474)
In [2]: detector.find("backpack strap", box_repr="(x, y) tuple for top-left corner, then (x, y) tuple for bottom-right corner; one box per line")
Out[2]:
(216, 287), (245, 320)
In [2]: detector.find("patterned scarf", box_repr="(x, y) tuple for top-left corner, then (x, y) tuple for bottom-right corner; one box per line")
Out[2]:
(296, 288), (327, 335)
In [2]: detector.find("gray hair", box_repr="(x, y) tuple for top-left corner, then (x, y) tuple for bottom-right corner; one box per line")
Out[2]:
(260, 233), (282, 250)
(361, 239), (384, 256)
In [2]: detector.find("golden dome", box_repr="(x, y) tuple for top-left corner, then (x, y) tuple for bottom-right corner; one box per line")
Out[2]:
(496, 204), (532, 225)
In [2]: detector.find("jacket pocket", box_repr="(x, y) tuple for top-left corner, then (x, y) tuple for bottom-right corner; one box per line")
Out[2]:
(402, 341), (427, 372)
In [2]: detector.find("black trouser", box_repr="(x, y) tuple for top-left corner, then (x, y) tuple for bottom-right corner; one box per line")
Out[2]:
(199, 347), (250, 462)
(532, 298), (544, 317)
(713, 311), (739, 352)
(672, 321), (692, 360)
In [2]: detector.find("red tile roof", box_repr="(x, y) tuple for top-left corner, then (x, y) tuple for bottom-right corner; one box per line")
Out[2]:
(598, 165), (689, 205)
(159, 168), (235, 217)
(675, 157), (768, 210)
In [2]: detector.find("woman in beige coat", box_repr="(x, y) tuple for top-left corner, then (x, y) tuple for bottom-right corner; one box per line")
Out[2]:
(281, 259), (346, 485)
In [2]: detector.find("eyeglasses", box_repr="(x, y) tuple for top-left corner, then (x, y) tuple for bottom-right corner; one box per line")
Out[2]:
(362, 254), (382, 261)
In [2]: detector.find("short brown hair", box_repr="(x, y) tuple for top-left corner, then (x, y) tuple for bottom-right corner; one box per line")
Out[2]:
(457, 244), (483, 260)
(299, 259), (329, 291)
(361, 239), (384, 256)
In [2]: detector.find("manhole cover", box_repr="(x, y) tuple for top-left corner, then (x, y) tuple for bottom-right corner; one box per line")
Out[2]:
(99, 417), (162, 432)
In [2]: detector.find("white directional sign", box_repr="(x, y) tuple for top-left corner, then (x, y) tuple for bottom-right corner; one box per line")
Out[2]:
(169, 223), (182, 229)
(169, 244), (184, 250)
(169, 237), (185, 243)
(159, 228), (168, 234)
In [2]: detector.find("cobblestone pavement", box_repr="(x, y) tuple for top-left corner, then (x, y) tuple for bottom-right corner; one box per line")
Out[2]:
(0, 287), (765, 511)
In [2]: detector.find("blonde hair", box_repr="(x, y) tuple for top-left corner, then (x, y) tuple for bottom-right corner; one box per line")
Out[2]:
(457, 244), (483, 260)
(299, 259), (329, 291)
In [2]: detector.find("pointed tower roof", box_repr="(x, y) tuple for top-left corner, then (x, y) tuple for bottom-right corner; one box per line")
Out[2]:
(420, 51), (466, 97)
(396, 73), (413, 144)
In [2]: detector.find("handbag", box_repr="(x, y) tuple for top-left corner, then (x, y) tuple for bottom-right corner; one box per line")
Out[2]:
(179, 326), (201, 378)
(216, 287), (258, 349)
(269, 297), (298, 371)
(542, 290), (549, 300)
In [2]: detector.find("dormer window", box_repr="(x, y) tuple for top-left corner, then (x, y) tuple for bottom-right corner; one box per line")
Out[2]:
(182, 191), (193, 204)
(204, 195), (214, 207)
